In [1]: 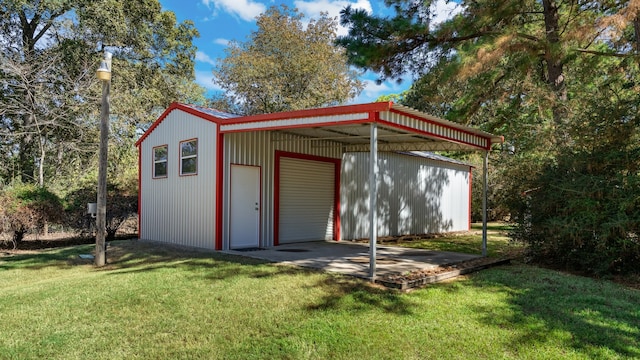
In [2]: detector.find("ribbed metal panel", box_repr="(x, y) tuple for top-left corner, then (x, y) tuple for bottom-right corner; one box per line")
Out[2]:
(222, 131), (342, 249)
(341, 152), (471, 239)
(380, 111), (488, 148)
(221, 113), (368, 132)
(140, 110), (217, 249)
(279, 158), (334, 243)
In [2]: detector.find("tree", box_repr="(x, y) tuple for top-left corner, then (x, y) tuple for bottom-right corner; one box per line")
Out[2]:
(213, 5), (363, 115)
(0, 0), (204, 189)
(338, 0), (640, 274)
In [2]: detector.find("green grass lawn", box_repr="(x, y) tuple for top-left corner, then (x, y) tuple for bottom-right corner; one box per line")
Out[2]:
(379, 222), (521, 258)
(1, 239), (639, 359)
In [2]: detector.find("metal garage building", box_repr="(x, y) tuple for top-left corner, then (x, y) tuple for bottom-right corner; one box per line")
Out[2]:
(136, 102), (502, 276)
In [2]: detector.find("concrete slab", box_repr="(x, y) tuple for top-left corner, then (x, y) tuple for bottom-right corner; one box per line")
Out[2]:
(223, 241), (480, 279)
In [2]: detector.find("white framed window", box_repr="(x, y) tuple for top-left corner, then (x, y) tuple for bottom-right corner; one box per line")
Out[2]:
(180, 139), (198, 176)
(153, 145), (168, 178)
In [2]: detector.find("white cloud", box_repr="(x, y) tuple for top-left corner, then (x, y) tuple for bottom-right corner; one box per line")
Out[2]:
(202, 0), (266, 22)
(195, 70), (223, 92)
(430, 0), (463, 28)
(195, 51), (216, 66)
(294, 0), (372, 36)
(213, 38), (230, 46)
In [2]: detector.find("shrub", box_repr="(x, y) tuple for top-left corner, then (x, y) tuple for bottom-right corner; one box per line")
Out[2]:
(64, 182), (138, 241)
(0, 183), (63, 248)
(511, 145), (640, 275)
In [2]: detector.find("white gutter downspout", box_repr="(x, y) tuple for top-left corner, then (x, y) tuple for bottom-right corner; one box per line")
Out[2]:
(482, 150), (489, 257)
(369, 122), (378, 280)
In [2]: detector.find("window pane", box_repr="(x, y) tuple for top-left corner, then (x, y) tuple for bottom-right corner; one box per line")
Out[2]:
(181, 140), (197, 157)
(154, 146), (167, 162)
(182, 158), (197, 174)
(154, 162), (167, 177)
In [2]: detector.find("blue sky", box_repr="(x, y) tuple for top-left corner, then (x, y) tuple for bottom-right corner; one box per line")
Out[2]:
(158, 0), (461, 103)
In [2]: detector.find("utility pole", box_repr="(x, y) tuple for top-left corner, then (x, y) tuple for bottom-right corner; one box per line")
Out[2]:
(95, 51), (112, 267)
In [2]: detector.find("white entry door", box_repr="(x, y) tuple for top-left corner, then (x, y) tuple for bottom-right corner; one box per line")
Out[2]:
(230, 165), (260, 249)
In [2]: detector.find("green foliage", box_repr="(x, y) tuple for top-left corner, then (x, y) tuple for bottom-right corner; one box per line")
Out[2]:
(375, 90), (408, 103)
(0, 183), (63, 246)
(511, 69), (640, 275)
(339, 0), (640, 275)
(512, 151), (640, 275)
(213, 5), (363, 115)
(0, 0), (204, 189)
(64, 181), (138, 241)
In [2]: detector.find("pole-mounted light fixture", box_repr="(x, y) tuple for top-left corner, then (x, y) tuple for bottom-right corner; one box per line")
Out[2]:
(96, 51), (112, 81)
(95, 50), (112, 267)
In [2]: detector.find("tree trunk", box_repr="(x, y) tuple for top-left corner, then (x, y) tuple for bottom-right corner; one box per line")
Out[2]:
(38, 139), (45, 186)
(19, 114), (36, 183)
(542, 0), (568, 144)
(634, 16), (640, 54)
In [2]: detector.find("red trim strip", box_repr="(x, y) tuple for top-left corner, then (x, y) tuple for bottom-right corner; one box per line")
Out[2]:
(334, 158), (341, 241)
(223, 102), (392, 126)
(135, 103), (229, 147)
(274, 151), (342, 245)
(220, 118), (369, 133)
(138, 145), (142, 239)
(273, 154), (281, 246)
(215, 131), (224, 250)
(468, 166), (473, 231)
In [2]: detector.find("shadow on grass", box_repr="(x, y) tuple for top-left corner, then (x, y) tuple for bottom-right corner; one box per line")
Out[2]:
(468, 265), (640, 358)
(305, 275), (415, 315)
(1, 239), (417, 316)
(0, 245), (95, 270)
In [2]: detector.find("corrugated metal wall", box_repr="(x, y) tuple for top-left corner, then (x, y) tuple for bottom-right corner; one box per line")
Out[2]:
(140, 110), (218, 249)
(222, 131), (342, 249)
(341, 152), (471, 239)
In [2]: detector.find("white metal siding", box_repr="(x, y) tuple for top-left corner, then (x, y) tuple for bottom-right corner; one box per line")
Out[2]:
(341, 152), (470, 239)
(222, 131), (342, 249)
(279, 158), (334, 243)
(140, 110), (217, 249)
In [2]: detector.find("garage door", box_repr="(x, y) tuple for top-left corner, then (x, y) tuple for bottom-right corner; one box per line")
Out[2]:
(279, 157), (335, 243)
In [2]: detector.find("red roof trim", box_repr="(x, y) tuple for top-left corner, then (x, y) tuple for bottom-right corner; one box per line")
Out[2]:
(135, 102), (227, 147)
(378, 119), (490, 150)
(222, 102), (392, 126)
(221, 118), (369, 133)
(389, 107), (491, 144)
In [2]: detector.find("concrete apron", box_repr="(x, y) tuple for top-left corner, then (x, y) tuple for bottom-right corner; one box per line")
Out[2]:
(223, 240), (480, 279)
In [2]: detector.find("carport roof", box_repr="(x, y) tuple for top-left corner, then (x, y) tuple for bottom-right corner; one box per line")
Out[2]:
(138, 101), (503, 151)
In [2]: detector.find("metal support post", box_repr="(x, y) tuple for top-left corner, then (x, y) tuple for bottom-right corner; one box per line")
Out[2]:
(369, 122), (378, 280)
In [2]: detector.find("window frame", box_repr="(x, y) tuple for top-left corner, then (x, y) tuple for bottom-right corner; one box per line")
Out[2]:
(179, 138), (198, 176)
(152, 144), (168, 179)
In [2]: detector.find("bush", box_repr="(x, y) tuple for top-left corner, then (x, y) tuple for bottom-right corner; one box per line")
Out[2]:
(511, 145), (640, 275)
(0, 183), (63, 248)
(64, 182), (138, 241)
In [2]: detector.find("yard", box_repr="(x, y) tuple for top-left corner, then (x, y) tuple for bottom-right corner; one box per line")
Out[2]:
(1, 230), (639, 359)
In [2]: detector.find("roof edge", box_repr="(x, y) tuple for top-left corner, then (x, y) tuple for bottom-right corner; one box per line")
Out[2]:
(222, 102), (393, 125)
(136, 102), (231, 147)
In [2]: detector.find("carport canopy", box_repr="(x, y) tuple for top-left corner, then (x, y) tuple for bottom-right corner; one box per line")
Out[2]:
(217, 101), (504, 280)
